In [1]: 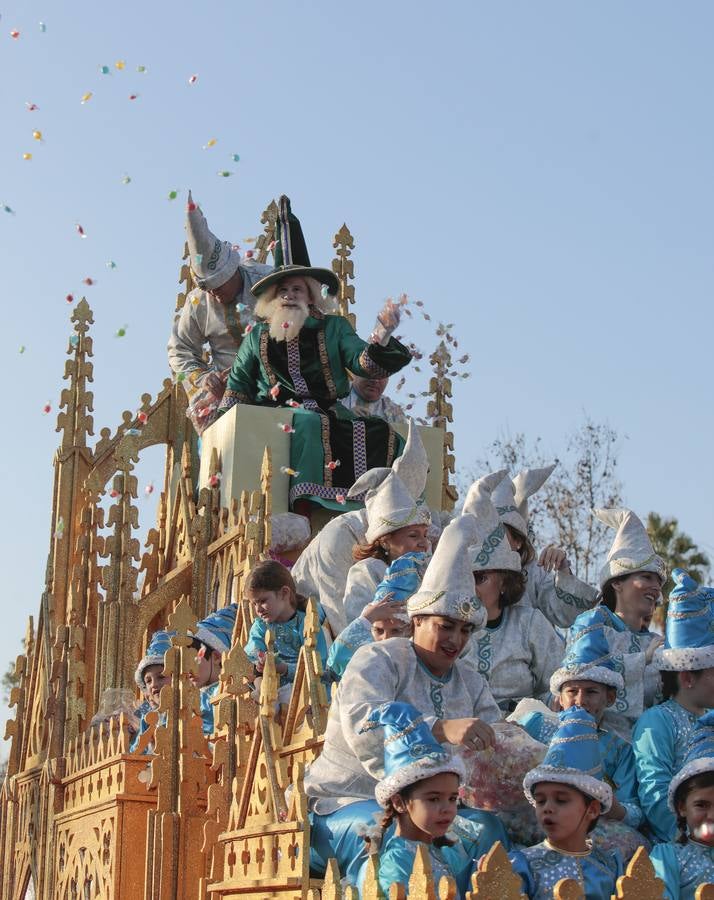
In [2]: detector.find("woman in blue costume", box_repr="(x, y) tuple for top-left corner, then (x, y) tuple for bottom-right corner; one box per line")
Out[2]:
(356, 702), (472, 898)
(303, 497), (507, 884)
(633, 569), (714, 842)
(216, 195), (411, 515)
(510, 706), (624, 899)
(189, 605), (237, 736)
(650, 711), (714, 898)
(563, 507), (667, 740)
(517, 624), (643, 832)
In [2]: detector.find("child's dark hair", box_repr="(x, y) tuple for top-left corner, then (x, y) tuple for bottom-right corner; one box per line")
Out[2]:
(363, 781), (456, 851)
(245, 560), (306, 611)
(661, 669), (704, 701)
(673, 771), (714, 843)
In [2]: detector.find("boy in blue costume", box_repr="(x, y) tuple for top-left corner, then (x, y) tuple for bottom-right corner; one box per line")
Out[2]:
(356, 701), (472, 898)
(325, 551), (426, 682)
(189, 605), (237, 736)
(650, 710), (714, 898)
(517, 624), (643, 832)
(130, 629), (174, 752)
(510, 706), (624, 900)
(633, 569), (714, 842)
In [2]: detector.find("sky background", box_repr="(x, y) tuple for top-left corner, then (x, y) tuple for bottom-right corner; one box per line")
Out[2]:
(1, 1), (713, 744)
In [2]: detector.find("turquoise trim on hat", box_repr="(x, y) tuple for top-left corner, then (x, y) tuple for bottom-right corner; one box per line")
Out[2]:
(523, 706), (612, 812)
(657, 568), (714, 672)
(668, 710), (714, 810)
(550, 621), (624, 693)
(192, 604), (237, 654)
(360, 701), (465, 807)
(134, 630), (175, 688)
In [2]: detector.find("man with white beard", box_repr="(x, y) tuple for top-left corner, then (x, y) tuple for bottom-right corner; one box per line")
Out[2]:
(217, 195), (412, 518)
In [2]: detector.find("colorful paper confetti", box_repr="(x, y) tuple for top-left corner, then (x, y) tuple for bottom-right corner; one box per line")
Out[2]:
(144, 482), (154, 495)
(115, 60), (126, 70)
(65, 294), (74, 303)
(42, 402), (51, 414)
(69, 335), (79, 347)
(39, 22), (46, 33)
(32, 130), (43, 141)
(208, 473), (221, 488)
(115, 326), (127, 337)
(10, 30), (20, 39)
(168, 190), (178, 200)
(22, 153), (32, 161)
(280, 466), (299, 476)
(2, 204), (15, 215)
(137, 65), (147, 73)
(217, 170), (232, 178)
(325, 460), (341, 471)
(76, 224), (87, 238)
(188, 74), (198, 85)
(18, 345), (25, 353)
(82, 277), (95, 286)
(106, 260), (117, 269)
(269, 384), (280, 400)
(335, 493), (346, 505)
(232, 153), (241, 162)
(137, 411), (148, 424)
(26, 102), (39, 111)
(203, 138), (217, 149)
(128, 93), (139, 100)
(81, 92), (93, 104)
(99, 65), (111, 75)
(121, 174), (132, 184)
(277, 423), (295, 434)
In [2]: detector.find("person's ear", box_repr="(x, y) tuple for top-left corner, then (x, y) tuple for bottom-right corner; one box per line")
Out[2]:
(391, 794), (407, 814)
(587, 799), (601, 820)
(606, 688), (617, 707)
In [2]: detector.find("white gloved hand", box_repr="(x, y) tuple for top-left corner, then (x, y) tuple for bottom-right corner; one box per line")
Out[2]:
(370, 296), (403, 346)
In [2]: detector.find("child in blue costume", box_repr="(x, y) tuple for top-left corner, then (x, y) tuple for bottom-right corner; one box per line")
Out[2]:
(510, 706), (624, 900)
(243, 559), (327, 704)
(517, 623), (643, 834)
(189, 605), (237, 735)
(325, 551), (427, 682)
(633, 569), (714, 842)
(130, 629), (174, 752)
(650, 711), (714, 898)
(356, 702), (472, 898)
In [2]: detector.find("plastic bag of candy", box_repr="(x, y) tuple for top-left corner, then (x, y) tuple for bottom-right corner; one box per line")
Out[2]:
(90, 688), (141, 734)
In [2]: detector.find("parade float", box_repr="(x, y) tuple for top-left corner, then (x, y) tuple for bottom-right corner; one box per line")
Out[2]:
(0, 200), (700, 900)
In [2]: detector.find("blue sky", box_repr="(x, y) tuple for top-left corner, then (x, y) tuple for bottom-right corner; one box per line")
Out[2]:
(1, 1), (713, 742)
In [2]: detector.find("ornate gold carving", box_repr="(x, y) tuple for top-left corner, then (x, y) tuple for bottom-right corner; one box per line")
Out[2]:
(554, 878), (585, 900)
(332, 223), (356, 328)
(613, 846), (666, 899)
(427, 340), (457, 511)
(466, 840), (526, 899)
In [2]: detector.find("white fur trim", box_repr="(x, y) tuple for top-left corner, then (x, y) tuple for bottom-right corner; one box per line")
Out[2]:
(375, 755), (465, 807)
(656, 645), (714, 672)
(668, 756), (714, 811)
(523, 765), (612, 813)
(550, 664), (624, 694)
(134, 654), (164, 688)
(193, 626), (229, 654)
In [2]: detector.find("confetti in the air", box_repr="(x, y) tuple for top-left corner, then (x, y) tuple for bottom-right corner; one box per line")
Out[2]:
(121, 174), (132, 184)
(137, 65), (147, 73)
(82, 277), (95, 286)
(106, 260), (117, 269)
(69, 335), (79, 347)
(32, 130), (43, 141)
(109, 488), (121, 498)
(22, 153), (32, 161)
(335, 493), (346, 505)
(188, 74), (198, 85)
(285, 399), (300, 408)
(43, 402), (51, 414)
(325, 460), (341, 471)
(144, 482), (154, 496)
(26, 102), (39, 111)
(277, 423), (295, 434)
(168, 190), (178, 200)
(76, 223), (87, 238)
(281, 321), (291, 330)
(81, 92), (93, 104)
(280, 466), (299, 476)
(208, 473), (221, 488)
(242, 324), (253, 336)
(99, 65), (111, 75)
(39, 22), (46, 32)
(115, 60), (126, 70)
(66, 294), (74, 303)
(10, 30), (20, 39)
(2, 204), (15, 215)
(217, 170), (232, 178)
(203, 138), (217, 149)
(137, 411), (148, 425)
(128, 93), (139, 101)
(269, 384), (280, 400)
(115, 326), (127, 337)
(18, 345), (25, 353)
(232, 153), (240, 162)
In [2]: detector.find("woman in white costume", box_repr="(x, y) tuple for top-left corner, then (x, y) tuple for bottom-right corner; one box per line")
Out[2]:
(565, 508), (666, 740)
(464, 471), (564, 712)
(304, 511), (504, 883)
(491, 466), (598, 629)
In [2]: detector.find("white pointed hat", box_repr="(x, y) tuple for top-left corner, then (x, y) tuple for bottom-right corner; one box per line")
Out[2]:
(594, 508), (666, 589)
(463, 470), (522, 573)
(185, 191), (241, 290)
(407, 514), (487, 627)
(491, 464), (556, 538)
(348, 420), (431, 543)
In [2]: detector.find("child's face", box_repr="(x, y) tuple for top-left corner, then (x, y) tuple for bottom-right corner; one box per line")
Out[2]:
(248, 585), (294, 624)
(381, 524), (430, 560)
(559, 681), (614, 723)
(188, 644), (222, 688)
(143, 664), (170, 708)
(678, 785), (714, 845)
(371, 619), (410, 641)
(393, 772), (460, 841)
(532, 782), (599, 846)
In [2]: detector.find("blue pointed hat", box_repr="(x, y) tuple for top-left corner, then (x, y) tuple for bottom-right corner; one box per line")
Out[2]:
(373, 552), (429, 615)
(523, 706), (612, 812)
(360, 701), (465, 807)
(192, 604), (237, 654)
(657, 569), (714, 672)
(668, 710), (714, 810)
(550, 620), (624, 693)
(134, 629), (176, 688)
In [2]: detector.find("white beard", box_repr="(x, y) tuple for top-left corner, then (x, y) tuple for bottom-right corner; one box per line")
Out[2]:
(267, 301), (309, 342)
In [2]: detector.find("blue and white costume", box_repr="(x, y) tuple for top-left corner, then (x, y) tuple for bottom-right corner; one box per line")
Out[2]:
(191, 605), (237, 736)
(130, 629), (175, 753)
(633, 569), (714, 842)
(305, 504), (504, 883)
(326, 551), (426, 681)
(649, 709), (714, 898)
(244, 605), (328, 686)
(511, 706), (623, 899)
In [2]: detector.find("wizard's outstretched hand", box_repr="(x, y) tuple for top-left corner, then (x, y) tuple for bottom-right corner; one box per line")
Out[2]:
(371, 294), (407, 346)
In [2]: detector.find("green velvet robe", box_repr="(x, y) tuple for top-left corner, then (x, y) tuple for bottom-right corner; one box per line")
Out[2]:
(217, 311), (412, 511)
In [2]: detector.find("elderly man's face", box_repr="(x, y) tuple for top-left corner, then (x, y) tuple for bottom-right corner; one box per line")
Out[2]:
(352, 374), (388, 402)
(277, 276), (310, 310)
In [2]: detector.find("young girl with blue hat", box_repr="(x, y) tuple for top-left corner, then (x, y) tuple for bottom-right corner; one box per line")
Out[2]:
(650, 710), (714, 898)
(189, 604), (238, 735)
(325, 551), (427, 682)
(510, 706), (624, 899)
(356, 701), (472, 898)
(633, 569), (714, 842)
